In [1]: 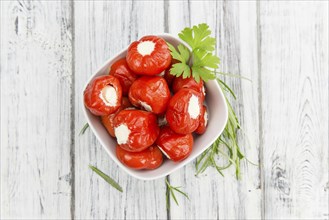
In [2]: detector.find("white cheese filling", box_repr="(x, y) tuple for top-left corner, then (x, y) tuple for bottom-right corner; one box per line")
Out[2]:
(137, 41), (155, 56)
(204, 110), (208, 126)
(157, 116), (167, 126)
(140, 101), (152, 112)
(125, 107), (136, 110)
(158, 71), (165, 77)
(115, 124), (131, 144)
(188, 95), (200, 119)
(158, 146), (171, 159)
(99, 85), (117, 107)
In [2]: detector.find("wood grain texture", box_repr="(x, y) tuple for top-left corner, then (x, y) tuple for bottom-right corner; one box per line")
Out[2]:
(0, 0), (73, 218)
(259, 1), (329, 219)
(1, 1), (328, 219)
(73, 1), (167, 219)
(167, 1), (261, 219)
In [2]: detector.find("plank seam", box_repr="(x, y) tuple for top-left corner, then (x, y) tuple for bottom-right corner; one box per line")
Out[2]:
(163, 1), (171, 219)
(164, 0), (169, 34)
(165, 176), (171, 220)
(187, 0), (191, 27)
(256, 1), (265, 219)
(70, 0), (76, 219)
(0, 2), (2, 217)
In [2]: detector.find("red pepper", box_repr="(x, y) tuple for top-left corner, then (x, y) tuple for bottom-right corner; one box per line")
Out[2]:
(116, 145), (163, 169)
(172, 76), (205, 102)
(128, 76), (171, 114)
(156, 126), (193, 162)
(163, 65), (176, 87)
(163, 59), (179, 86)
(113, 109), (159, 152)
(101, 97), (132, 137)
(166, 88), (202, 134)
(84, 75), (122, 116)
(195, 105), (208, 134)
(109, 58), (138, 95)
(126, 36), (172, 75)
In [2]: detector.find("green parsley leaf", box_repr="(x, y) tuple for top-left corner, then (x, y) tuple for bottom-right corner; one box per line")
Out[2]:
(167, 43), (191, 78)
(193, 50), (220, 69)
(171, 63), (191, 78)
(167, 43), (190, 64)
(177, 44), (190, 63)
(191, 66), (216, 82)
(178, 27), (193, 48)
(179, 23), (216, 52)
(168, 23), (219, 82)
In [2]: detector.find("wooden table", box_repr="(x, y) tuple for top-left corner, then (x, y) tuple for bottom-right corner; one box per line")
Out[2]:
(1, 1), (328, 219)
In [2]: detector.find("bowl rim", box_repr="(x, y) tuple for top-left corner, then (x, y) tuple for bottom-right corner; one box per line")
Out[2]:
(82, 33), (228, 180)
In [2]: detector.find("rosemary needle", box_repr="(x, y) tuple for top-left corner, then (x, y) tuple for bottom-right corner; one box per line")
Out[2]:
(165, 179), (189, 210)
(79, 123), (89, 135)
(89, 165), (123, 193)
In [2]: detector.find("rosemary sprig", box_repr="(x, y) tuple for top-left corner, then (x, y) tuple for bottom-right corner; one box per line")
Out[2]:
(195, 78), (245, 178)
(216, 71), (252, 82)
(165, 179), (189, 210)
(89, 165), (123, 192)
(79, 123), (89, 135)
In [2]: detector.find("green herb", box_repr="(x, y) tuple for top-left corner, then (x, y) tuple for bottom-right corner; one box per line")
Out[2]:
(216, 71), (252, 82)
(89, 165), (123, 192)
(179, 23), (216, 52)
(167, 44), (191, 78)
(79, 123), (89, 135)
(196, 78), (245, 178)
(167, 23), (220, 82)
(165, 179), (189, 210)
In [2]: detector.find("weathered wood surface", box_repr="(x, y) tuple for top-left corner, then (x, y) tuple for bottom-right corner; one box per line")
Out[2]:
(73, 1), (167, 219)
(0, 1), (73, 219)
(167, 1), (262, 219)
(0, 0), (328, 219)
(259, 1), (329, 219)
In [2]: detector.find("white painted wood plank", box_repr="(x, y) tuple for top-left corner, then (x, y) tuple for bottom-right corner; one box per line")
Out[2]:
(73, 1), (167, 219)
(259, 1), (329, 219)
(168, 1), (261, 219)
(217, 1), (262, 218)
(0, 1), (73, 219)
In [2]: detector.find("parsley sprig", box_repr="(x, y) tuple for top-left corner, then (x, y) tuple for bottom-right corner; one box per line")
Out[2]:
(167, 23), (220, 82)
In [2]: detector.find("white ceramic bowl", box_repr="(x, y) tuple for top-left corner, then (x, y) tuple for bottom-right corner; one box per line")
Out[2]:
(82, 34), (228, 180)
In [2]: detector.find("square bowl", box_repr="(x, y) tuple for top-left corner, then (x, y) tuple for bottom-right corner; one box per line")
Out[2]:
(82, 34), (228, 181)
